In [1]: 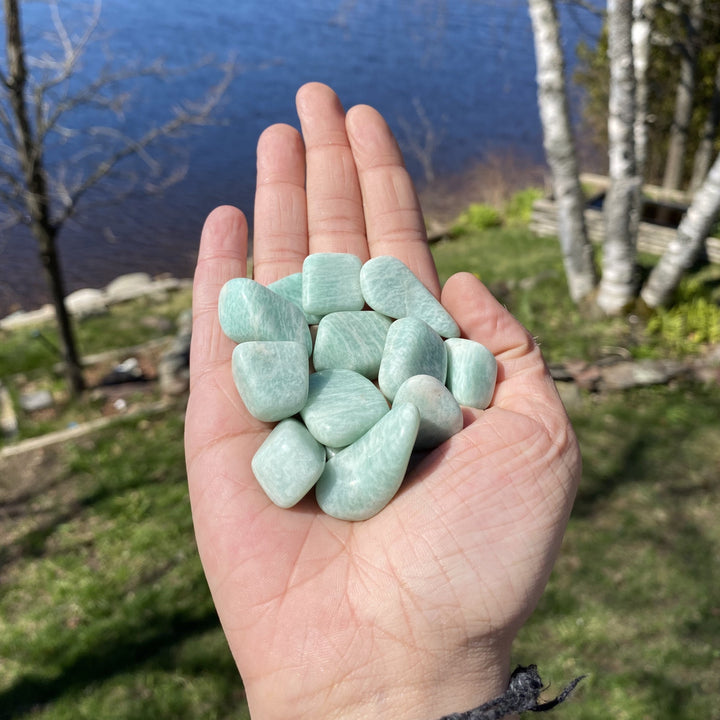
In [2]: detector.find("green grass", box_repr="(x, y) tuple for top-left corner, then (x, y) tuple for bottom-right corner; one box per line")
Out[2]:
(514, 383), (720, 718)
(0, 411), (247, 719)
(2, 204), (719, 718)
(0, 288), (192, 378)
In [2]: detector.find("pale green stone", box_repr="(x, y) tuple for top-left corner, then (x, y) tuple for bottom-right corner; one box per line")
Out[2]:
(315, 403), (420, 521)
(231, 341), (309, 422)
(313, 311), (392, 379)
(393, 374), (463, 450)
(219, 277), (312, 354)
(360, 255), (460, 338)
(302, 253), (364, 316)
(300, 369), (389, 447)
(445, 338), (497, 409)
(378, 317), (447, 401)
(251, 418), (326, 508)
(268, 272), (322, 324)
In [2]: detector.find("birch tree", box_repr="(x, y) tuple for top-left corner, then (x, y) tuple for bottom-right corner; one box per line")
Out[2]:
(0, 0), (232, 395)
(632, 0), (655, 179)
(662, 0), (704, 191)
(642, 151), (720, 306)
(528, 0), (598, 302)
(597, 0), (641, 314)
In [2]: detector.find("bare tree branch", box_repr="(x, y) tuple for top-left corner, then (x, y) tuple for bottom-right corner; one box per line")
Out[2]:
(55, 57), (235, 224)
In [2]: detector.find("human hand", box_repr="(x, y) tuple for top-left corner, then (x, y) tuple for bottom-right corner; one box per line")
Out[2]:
(184, 82), (581, 720)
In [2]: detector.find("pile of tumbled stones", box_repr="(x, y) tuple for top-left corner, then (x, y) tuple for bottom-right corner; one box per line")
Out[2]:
(218, 253), (497, 521)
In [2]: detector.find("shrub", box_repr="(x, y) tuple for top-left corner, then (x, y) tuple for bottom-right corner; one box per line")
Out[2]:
(646, 277), (720, 354)
(450, 203), (503, 236)
(504, 187), (544, 225)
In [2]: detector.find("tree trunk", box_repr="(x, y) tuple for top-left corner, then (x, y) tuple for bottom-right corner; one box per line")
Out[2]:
(662, 0), (703, 191)
(632, 0), (655, 180)
(598, 0), (640, 315)
(528, 0), (597, 303)
(4, 0), (85, 395)
(641, 151), (720, 307)
(689, 58), (720, 193)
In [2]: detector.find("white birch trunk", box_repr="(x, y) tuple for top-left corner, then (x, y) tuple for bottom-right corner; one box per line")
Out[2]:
(528, 0), (597, 303)
(641, 152), (720, 307)
(632, 0), (654, 180)
(598, 0), (640, 315)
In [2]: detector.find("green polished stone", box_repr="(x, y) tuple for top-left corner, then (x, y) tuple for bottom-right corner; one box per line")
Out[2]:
(444, 338), (497, 409)
(378, 317), (447, 401)
(302, 253), (364, 316)
(313, 311), (392, 379)
(315, 402), (420, 521)
(300, 369), (389, 447)
(268, 272), (323, 325)
(251, 418), (326, 508)
(393, 374), (463, 450)
(231, 341), (309, 422)
(219, 277), (312, 354)
(360, 255), (460, 338)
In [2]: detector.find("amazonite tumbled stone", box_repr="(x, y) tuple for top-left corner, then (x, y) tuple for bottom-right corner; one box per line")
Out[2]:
(315, 402), (420, 521)
(445, 338), (497, 409)
(251, 419), (326, 508)
(378, 317), (447, 401)
(268, 272), (322, 325)
(231, 341), (309, 422)
(313, 311), (392, 379)
(300, 369), (389, 447)
(302, 253), (364, 316)
(360, 255), (460, 338)
(219, 277), (312, 354)
(393, 374), (463, 450)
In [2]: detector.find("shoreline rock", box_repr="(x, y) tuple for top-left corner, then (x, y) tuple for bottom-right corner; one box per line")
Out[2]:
(0, 273), (192, 331)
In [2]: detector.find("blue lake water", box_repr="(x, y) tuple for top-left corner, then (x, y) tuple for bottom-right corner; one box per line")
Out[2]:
(0, 0), (601, 313)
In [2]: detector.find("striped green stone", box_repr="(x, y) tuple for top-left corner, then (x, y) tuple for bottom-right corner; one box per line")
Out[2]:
(315, 403), (420, 521)
(300, 369), (389, 447)
(360, 255), (460, 338)
(445, 338), (497, 409)
(251, 418), (326, 508)
(268, 272), (323, 325)
(313, 311), (392, 379)
(378, 316), (447, 401)
(231, 341), (309, 422)
(219, 277), (312, 354)
(302, 253), (364, 316)
(393, 374), (463, 450)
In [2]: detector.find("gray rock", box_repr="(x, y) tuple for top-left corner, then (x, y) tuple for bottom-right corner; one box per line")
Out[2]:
(19, 389), (54, 412)
(105, 273), (153, 302)
(64, 288), (108, 318)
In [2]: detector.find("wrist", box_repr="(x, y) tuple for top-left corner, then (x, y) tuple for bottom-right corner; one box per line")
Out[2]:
(244, 637), (515, 720)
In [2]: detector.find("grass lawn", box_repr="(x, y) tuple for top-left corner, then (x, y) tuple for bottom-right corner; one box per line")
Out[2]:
(1, 219), (719, 718)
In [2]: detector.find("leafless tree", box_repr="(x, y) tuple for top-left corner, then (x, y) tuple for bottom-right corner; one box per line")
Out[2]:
(1, 0), (233, 395)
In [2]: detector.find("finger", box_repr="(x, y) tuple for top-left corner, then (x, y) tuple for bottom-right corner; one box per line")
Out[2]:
(252, 123), (308, 285)
(345, 103), (440, 297)
(441, 272), (565, 425)
(185, 205), (259, 474)
(295, 82), (369, 259)
(189, 205), (248, 391)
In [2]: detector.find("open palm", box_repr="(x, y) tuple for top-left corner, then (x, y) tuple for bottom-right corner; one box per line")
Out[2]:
(184, 83), (581, 720)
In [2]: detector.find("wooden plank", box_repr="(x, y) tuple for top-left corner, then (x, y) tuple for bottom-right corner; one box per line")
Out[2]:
(530, 198), (720, 264)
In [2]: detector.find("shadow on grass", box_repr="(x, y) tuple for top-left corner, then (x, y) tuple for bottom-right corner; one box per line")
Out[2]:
(0, 608), (223, 718)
